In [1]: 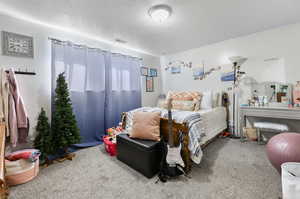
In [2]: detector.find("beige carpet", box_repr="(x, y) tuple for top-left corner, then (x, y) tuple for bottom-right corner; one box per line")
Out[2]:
(9, 138), (281, 199)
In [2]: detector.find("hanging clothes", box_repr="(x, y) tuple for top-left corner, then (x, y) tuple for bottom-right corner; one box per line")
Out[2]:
(7, 69), (29, 146)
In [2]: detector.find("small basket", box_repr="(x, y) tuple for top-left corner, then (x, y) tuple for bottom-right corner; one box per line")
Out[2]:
(243, 127), (257, 141)
(5, 149), (40, 186)
(103, 136), (117, 156)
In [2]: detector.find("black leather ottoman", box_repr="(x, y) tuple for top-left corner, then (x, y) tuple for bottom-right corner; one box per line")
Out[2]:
(116, 134), (162, 178)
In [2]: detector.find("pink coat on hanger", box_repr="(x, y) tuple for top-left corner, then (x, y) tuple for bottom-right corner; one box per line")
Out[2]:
(7, 69), (29, 147)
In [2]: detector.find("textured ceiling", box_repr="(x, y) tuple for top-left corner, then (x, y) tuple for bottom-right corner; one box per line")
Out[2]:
(1, 0), (300, 56)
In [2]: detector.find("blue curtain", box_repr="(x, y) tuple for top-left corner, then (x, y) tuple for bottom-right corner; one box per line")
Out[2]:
(51, 41), (141, 147)
(105, 53), (142, 129)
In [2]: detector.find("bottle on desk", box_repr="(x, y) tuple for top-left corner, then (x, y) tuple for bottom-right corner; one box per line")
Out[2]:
(293, 81), (300, 107)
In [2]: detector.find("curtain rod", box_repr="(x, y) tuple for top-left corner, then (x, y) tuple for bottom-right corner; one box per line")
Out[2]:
(48, 37), (143, 61)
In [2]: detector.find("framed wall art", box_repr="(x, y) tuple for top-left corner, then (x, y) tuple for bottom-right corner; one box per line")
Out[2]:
(171, 66), (181, 74)
(1, 31), (34, 58)
(146, 76), (154, 92)
(149, 68), (157, 77)
(140, 67), (148, 76)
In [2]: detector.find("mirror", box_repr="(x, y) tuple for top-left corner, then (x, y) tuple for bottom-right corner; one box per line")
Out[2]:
(251, 82), (292, 106)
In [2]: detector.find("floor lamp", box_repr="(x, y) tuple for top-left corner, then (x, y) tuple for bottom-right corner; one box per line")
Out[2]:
(228, 56), (247, 137)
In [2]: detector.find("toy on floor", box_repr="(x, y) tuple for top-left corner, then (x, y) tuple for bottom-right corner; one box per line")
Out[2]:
(106, 125), (123, 143)
(220, 131), (231, 138)
(103, 124), (123, 156)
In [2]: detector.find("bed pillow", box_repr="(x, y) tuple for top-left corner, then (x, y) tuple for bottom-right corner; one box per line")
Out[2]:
(166, 91), (202, 111)
(156, 94), (167, 109)
(172, 100), (195, 111)
(130, 112), (161, 141)
(157, 99), (167, 109)
(201, 91), (213, 109)
(166, 91), (194, 101)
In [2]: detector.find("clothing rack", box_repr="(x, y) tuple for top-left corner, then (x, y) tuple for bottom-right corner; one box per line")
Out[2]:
(48, 37), (143, 61)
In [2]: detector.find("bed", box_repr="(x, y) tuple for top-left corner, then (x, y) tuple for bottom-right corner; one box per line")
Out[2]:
(198, 107), (227, 146)
(121, 91), (229, 172)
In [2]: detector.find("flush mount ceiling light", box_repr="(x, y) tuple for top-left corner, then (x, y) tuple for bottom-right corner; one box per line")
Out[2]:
(115, 38), (127, 44)
(148, 4), (172, 23)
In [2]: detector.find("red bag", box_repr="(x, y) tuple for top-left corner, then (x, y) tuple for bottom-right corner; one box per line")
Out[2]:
(103, 136), (117, 156)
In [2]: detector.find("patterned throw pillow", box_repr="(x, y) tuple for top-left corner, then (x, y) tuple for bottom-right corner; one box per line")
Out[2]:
(167, 91), (194, 101)
(166, 91), (202, 111)
(171, 100), (195, 111)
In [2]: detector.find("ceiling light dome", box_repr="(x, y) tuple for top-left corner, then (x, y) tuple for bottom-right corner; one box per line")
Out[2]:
(148, 4), (172, 23)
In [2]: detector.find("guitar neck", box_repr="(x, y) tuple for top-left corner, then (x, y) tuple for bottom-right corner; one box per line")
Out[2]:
(168, 110), (174, 147)
(167, 98), (174, 147)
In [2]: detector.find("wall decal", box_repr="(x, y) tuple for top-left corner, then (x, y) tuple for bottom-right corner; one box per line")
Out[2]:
(171, 66), (181, 74)
(221, 71), (235, 81)
(165, 60), (192, 71)
(202, 66), (221, 79)
(194, 61), (221, 80)
(193, 67), (204, 80)
(165, 59), (221, 79)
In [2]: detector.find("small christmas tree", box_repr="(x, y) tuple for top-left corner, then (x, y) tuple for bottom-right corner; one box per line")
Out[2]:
(34, 108), (52, 162)
(52, 73), (81, 154)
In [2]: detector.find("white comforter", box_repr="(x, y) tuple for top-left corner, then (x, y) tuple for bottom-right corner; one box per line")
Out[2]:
(125, 107), (205, 164)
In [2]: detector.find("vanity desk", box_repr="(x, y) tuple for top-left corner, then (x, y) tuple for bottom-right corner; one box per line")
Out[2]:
(239, 106), (300, 141)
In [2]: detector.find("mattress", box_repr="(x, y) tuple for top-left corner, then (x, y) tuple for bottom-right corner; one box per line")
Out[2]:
(197, 107), (227, 145)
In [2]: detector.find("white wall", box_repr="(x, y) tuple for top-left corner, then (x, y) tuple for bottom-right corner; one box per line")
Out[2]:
(0, 14), (161, 139)
(161, 22), (300, 94)
(161, 22), (300, 132)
